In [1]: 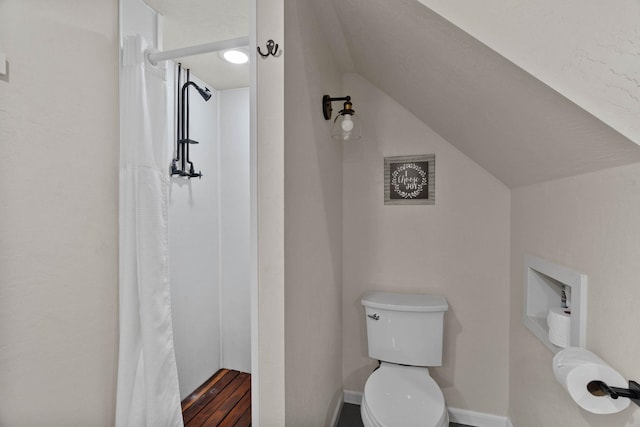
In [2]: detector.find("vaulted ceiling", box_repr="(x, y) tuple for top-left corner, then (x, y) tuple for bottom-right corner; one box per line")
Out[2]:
(416, 0), (640, 146)
(324, 0), (640, 188)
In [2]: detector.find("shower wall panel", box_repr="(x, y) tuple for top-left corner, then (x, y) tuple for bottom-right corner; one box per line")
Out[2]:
(168, 71), (222, 399)
(219, 88), (251, 373)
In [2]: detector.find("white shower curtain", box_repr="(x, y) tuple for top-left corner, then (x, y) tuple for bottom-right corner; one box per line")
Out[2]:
(116, 35), (183, 427)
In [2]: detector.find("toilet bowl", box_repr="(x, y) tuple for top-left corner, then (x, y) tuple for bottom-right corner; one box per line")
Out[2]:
(360, 363), (448, 427)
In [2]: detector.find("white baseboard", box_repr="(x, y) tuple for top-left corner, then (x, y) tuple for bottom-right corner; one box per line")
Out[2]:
(448, 407), (509, 427)
(343, 389), (363, 405)
(330, 391), (344, 427)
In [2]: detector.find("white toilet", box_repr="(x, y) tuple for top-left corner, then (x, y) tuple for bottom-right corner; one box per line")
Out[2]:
(360, 291), (449, 427)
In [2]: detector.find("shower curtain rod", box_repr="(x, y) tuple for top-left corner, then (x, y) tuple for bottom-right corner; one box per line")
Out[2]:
(146, 36), (250, 65)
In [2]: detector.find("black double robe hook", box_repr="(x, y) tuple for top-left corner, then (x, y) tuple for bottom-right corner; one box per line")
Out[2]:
(257, 39), (279, 57)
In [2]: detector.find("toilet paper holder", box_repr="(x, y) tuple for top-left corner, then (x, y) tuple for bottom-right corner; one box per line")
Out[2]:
(588, 380), (640, 407)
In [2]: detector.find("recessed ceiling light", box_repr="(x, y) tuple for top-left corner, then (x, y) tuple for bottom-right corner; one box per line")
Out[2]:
(220, 49), (249, 64)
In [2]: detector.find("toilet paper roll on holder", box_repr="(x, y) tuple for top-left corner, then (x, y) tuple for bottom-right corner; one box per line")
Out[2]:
(587, 379), (640, 407)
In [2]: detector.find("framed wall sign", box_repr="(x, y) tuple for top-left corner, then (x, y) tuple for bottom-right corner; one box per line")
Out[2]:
(384, 154), (435, 205)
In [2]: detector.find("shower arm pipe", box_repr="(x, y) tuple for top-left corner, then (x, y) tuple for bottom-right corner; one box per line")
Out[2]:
(146, 36), (250, 65)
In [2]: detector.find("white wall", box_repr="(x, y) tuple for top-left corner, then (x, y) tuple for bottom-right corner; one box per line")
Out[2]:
(342, 73), (511, 416)
(219, 88), (252, 373)
(283, 0), (345, 424)
(168, 72), (221, 399)
(510, 163), (640, 426)
(0, 1), (119, 425)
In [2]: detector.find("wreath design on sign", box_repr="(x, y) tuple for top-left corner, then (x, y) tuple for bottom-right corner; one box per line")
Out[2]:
(391, 163), (427, 198)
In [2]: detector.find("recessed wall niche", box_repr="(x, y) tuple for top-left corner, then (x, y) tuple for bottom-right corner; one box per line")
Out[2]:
(523, 255), (587, 353)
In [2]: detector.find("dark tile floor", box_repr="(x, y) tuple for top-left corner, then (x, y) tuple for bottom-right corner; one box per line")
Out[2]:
(337, 403), (473, 427)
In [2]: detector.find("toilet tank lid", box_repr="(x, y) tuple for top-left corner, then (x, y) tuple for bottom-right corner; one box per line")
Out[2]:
(361, 291), (448, 312)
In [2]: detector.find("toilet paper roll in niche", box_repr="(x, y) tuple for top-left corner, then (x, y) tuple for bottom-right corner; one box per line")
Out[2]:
(553, 347), (630, 414)
(547, 306), (571, 348)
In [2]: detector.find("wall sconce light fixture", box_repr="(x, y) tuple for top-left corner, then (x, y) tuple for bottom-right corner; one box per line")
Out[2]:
(323, 95), (362, 141)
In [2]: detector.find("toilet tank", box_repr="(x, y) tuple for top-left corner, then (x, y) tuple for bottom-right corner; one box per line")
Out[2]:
(361, 291), (448, 367)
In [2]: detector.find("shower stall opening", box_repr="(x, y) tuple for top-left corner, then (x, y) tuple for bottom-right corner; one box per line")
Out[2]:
(119, 0), (253, 423)
(167, 62), (252, 400)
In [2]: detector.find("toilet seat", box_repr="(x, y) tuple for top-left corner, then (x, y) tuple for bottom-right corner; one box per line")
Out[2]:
(361, 363), (448, 427)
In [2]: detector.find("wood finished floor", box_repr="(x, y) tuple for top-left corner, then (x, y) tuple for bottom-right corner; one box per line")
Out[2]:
(181, 369), (251, 427)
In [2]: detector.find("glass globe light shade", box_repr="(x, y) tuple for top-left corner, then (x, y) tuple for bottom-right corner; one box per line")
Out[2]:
(331, 112), (361, 141)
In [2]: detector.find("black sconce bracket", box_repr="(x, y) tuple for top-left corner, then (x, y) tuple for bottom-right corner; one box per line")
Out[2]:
(323, 95), (351, 120)
(588, 380), (640, 407)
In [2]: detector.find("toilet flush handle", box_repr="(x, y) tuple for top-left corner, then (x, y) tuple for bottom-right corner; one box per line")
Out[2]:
(367, 313), (380, 321)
